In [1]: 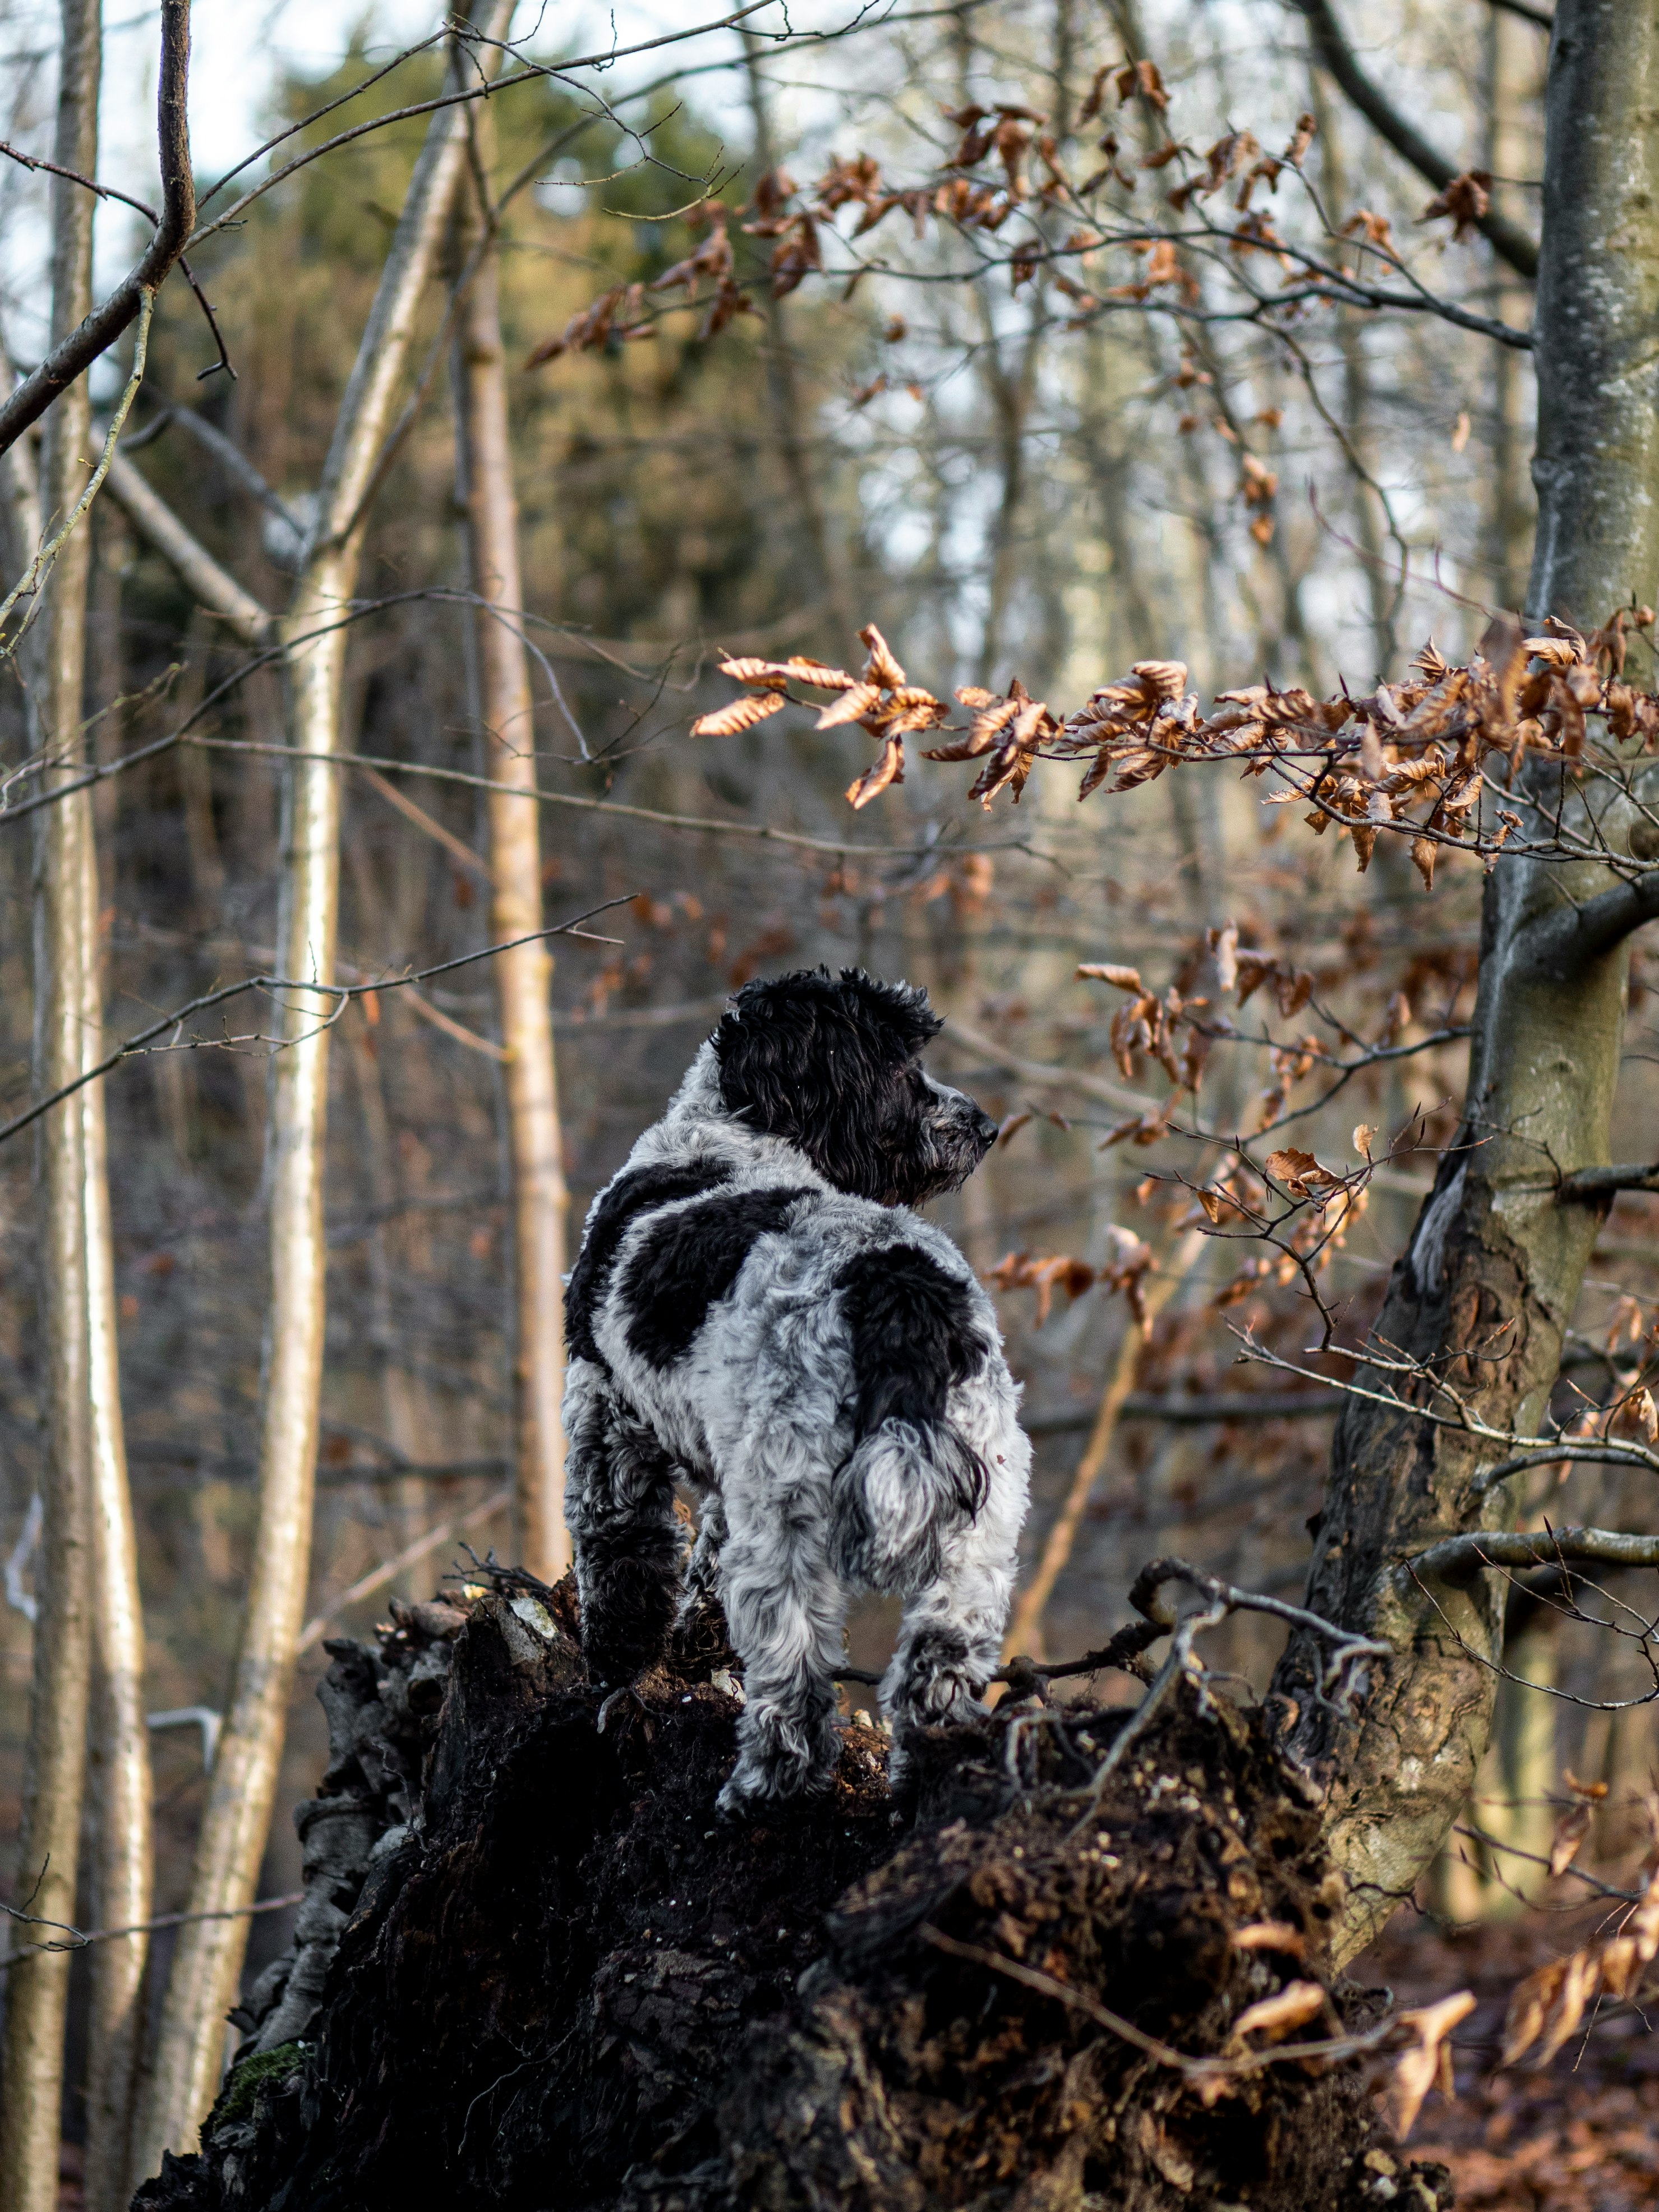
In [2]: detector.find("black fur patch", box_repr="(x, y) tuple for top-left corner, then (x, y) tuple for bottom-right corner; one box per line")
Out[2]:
(622, 1185), (815, 1368)
(712, 968), (957, 1205)
(835, 1244), (989, 1513)
(835, 1243), (987, 1434)
(566, 1162), (731, 1363)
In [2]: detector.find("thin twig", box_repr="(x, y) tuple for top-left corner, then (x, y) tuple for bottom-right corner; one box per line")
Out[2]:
(0, 291), (153, 656)
(0, 0), (192, 454)
(919, 1923), (1405, 2082)
(296, 1487), (511, 1653)
(0, 896), (633, 1150)
(2, 1889), (303, 1973)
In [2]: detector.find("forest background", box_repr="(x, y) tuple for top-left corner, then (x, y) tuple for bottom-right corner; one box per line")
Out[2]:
(3, 1), (1658, 2206)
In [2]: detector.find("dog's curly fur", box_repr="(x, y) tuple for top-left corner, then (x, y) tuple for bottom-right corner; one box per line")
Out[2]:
(562, 968), (1032, 1813)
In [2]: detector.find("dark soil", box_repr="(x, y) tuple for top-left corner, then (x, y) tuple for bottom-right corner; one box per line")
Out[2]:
(132, 1575), (1450, 2211)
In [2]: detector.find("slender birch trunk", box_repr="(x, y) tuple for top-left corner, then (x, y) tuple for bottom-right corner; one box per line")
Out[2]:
(81, 800), (154, 2212)
(455, 137), (570, 1582)
(0, 6), (105, 2208)
(739, 33), (842, 642)
(133, 5), (515, 2164)
(1275, 0), (1659, 1964)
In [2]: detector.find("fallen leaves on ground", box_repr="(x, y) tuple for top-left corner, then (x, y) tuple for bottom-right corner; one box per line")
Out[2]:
(1362, 1904), (1659, 2210)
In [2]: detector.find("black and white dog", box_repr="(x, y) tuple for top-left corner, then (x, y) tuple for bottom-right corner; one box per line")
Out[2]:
(562, 968), (1031, 1814)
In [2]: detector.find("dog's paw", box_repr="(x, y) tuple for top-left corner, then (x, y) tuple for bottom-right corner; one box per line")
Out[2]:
(896, 1672), (987, 1727)
(717, 1752), (833, 1821)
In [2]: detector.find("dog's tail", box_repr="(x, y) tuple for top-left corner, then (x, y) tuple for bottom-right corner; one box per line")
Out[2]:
(829, 1419), (988, 1594)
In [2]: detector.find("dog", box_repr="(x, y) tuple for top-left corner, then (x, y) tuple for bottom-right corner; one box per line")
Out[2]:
(561, 967), (1031, 1814)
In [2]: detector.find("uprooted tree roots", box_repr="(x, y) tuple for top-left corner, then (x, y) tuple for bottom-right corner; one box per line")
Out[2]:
(133, 1575), (1453, 2212)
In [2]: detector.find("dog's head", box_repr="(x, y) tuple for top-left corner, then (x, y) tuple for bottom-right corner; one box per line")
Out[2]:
(711, 968), (997, 1206)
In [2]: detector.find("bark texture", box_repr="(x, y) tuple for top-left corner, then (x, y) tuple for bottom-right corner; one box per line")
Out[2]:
(132, 4), (517, 2163)
(456, 128), (572, 1583)
(0, 8), (107, 2206)
(130, 1581), (1451, 2212)
(1272, 0), (1659, 1962)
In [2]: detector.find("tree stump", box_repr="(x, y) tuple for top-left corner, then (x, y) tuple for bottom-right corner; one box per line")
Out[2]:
(132, 1572), (1453, 2211)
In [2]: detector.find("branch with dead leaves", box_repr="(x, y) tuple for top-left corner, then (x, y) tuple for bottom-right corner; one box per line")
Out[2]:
(695, 615), (1659, 894)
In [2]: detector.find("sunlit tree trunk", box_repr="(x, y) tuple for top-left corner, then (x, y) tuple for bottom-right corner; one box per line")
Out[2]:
(133, 4), (515, 2164)
(455, 136), (570, 1582)
(82, 813), (154, 2212)
(1275, 0), (1659, 1964)
(739, 31), (844, 647)
(0, 6), (107, 2208)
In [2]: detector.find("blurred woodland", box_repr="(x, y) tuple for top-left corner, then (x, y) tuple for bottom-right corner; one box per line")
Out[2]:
(4, 1), (1659, 2207)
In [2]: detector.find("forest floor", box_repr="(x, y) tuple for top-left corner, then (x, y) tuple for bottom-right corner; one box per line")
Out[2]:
(1361, 1910), (1659, 2211)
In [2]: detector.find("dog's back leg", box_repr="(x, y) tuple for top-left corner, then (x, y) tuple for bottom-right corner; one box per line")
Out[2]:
(564, 1357), (686, 1685)
(714, 1458), (846, 1815)
(880, 1434), (1027, 1789)
(676, 1489), (727, 1628)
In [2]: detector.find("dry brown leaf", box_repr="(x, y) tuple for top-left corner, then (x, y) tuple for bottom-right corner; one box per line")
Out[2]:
(717, 657), (792, 688)
(1420, 168), (1491, 242)
(1232, 1921), (1308, 1960)
(1077, 961), (1145, 992)
(1352, 1123), (1375, 1161)
(844, 738), (905, 809)
(986, 1250), (1098, 1326)
(690, 692), (787, 738)
(1532, 1947), (1602, 2067)
(1230, 1980), (1326, 2045)
(1606, 1293), (1644, 1353)
(1501, 1884), (1659, 2067)
(1388, 1990), (1475, 2139)
(1547, 1800), (1594, 1879)
(815, 683), (884, 730)
(859, 622), (906, 688)
(781, 657), (859, 690)
(1132, 657), (1189, 701)
(1264, 1148), (1342, 1198)
(1282, 112), (1317, 168)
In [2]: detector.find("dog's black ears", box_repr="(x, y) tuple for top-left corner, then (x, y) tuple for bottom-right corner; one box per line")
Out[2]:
(717, 967), (939, 1059)
(711, 969), (941, 1190)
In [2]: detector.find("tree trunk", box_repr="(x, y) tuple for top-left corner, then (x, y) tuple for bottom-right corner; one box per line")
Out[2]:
(1271, 0), (1659, 1965)
(0, 7), (108, 2208)
(455, 123), (572, 1584)
(132, 5), (517, 2164)
(82, 810), (155, 2212)
(739, 32), (844, 646)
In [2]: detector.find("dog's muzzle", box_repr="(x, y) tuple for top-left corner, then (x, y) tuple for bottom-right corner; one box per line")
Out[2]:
(924, 1081), (999, 1190)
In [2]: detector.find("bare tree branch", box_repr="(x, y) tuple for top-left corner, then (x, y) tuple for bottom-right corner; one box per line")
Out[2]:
(0, 0), (193, 457)
(103, 453), (272, 644)
(1558, 1160), (1659, 1201)
(1291, 0), (1539, 279)
(1410, 1527), (1659, 1584)
(0, 898), (633, 1153)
